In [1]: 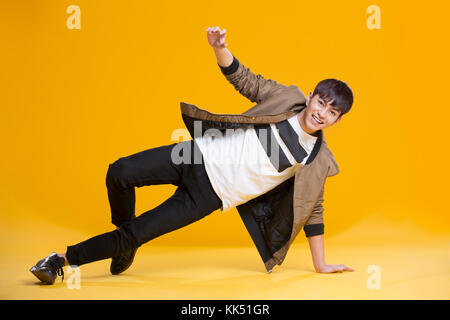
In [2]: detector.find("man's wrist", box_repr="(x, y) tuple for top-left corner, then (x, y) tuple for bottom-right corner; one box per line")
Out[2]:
(314, 262), (327, 272)
(217, 54), (238, 75)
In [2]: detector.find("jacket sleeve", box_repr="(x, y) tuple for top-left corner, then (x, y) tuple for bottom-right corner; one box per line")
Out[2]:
(218, 55), (288, 104)
(303, 185), (325, 237)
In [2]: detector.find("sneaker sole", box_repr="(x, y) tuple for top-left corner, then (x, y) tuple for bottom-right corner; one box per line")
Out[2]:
(30, 268), (56, 285)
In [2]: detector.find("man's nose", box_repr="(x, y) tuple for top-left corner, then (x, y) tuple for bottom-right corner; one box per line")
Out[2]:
(318, 108), (326, 118)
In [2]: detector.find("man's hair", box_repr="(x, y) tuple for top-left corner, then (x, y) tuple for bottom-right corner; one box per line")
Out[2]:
(312, 79), (353, 118)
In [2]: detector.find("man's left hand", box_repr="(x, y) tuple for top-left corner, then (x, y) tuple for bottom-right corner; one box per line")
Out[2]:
(316, 264), (355, 273)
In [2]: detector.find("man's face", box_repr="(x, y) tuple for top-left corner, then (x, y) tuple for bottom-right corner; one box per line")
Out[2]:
(298, 92), (342, 135)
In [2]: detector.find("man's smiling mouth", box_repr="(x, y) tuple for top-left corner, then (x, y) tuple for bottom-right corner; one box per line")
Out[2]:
(312, 114), (323, 125)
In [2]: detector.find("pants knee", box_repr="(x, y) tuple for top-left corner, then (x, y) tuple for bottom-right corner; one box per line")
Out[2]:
(106, 158), (129, 189)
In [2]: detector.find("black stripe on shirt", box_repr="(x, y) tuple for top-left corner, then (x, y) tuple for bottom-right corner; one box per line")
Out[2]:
(304, 130), (323, 165)
(254, 123), (292, 172)
(275, 120), (308, 164)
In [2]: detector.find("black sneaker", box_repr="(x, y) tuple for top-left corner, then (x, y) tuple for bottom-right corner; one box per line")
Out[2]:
(30, 252), (65, 285)
(110, 247), (138, 275)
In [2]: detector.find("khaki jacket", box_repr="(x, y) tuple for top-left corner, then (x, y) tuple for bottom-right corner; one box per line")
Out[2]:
(179, 56), (339, 273)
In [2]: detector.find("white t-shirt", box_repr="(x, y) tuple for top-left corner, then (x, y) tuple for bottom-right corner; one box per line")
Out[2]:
(194, 113), (318, 212)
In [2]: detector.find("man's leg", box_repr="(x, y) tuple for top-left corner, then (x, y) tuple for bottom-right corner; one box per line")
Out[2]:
(105, 142), (183, 228)
(64, 140), (222, 267)
(34, 178), (222, 284)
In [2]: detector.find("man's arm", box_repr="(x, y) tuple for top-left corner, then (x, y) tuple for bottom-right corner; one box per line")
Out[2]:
(308, 234), (355, 273)
(214, 46), (234, 70)
(206, 26), (288, 104)
(205, 26), (233, 67)
(305, 186), (355, 273)
(307, 234), (326, 271)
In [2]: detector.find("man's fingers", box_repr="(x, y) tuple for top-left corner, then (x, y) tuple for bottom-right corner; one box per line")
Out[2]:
(342, 265), (354, 272)
(330, 264), (354, 272)
(206, 27), (220, 33)
(317, 264), (355, 273)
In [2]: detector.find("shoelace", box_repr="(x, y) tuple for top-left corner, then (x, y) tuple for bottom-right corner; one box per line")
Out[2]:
(49, 258), (65, 283)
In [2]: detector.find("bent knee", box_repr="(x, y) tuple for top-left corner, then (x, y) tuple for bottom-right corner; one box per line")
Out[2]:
(106, 158), (132, 188)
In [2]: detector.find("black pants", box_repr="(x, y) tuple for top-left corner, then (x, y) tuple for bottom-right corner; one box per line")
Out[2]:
(65, 139), (222, 266)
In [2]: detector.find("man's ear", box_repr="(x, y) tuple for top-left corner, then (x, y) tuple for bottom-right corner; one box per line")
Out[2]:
(306, 92), (313, 105)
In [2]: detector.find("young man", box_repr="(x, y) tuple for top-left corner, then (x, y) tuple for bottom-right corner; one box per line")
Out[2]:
(30, 26), (354, 285)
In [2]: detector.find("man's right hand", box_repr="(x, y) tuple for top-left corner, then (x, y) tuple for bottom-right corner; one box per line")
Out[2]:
(206, 26), (227, 48)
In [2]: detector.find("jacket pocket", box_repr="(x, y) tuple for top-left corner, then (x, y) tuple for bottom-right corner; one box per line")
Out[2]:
(249, 178), (294, 254)
(250, 197), (276, 223)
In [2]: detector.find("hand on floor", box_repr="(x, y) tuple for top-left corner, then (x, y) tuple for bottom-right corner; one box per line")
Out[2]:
(316, 264), (355, 273)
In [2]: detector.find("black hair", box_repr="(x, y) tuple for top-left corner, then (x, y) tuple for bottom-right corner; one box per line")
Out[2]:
(312, 79), (353, 118)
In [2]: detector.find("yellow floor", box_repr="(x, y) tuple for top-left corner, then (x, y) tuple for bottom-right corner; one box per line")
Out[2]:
(1, 214), (448, 300)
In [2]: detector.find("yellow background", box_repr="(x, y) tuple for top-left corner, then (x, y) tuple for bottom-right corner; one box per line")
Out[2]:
(0, 0), (448, 299)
